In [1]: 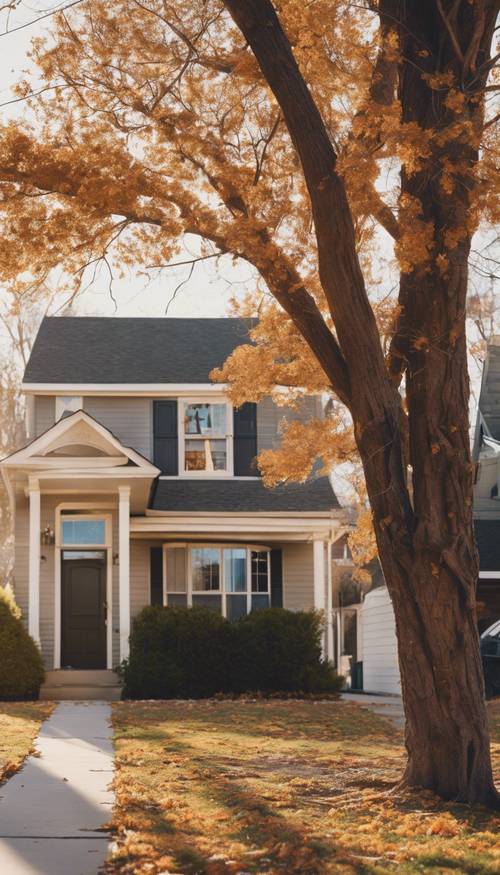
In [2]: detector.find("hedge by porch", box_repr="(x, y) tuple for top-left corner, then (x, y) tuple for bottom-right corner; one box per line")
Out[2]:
(121, 606), (342, 699)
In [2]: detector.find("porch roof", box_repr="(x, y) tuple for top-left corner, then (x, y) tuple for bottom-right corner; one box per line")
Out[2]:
(149, 476), (339, 513)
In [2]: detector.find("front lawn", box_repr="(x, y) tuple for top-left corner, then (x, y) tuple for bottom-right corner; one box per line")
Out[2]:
(109, 699), (500, 874)
(0, 701), (54, 784)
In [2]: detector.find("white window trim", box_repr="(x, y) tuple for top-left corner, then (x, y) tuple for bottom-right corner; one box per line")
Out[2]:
(178, 398), (234, 477)
(55, 395), (83, 421)
(54, 507), (113, 670)
(161, 542), (271, 618)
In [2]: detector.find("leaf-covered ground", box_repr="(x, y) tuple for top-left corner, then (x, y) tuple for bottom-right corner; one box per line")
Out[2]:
(0, 701), (54, 784)
(108, 699), (500, 874)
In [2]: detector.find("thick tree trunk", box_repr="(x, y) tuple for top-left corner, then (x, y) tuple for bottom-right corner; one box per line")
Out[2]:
(224, 0), (499, 804)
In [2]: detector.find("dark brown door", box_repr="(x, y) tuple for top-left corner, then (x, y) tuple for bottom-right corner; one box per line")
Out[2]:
(61, 554), (107, 669)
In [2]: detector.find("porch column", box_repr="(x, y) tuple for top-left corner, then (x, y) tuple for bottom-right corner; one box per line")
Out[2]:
(313, 539), (326, 656)
(28, 476), (40, 645)
(326, 541), (334, 662)
(118, 486), (131, 662)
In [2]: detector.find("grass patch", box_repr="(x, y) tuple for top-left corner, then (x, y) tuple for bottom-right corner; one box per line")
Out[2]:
(0, 701), (54, 784)
(108, 699), (500, 874)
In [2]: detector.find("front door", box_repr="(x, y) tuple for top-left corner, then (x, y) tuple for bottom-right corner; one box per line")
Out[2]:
(61, 552), (107, 669)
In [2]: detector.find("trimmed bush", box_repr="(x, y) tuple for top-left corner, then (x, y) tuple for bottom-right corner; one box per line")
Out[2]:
(122, 605), (231, 699)
(122, 605), (342, 699)
(0, 585), (45, 700)
(230, 608), (340, 694)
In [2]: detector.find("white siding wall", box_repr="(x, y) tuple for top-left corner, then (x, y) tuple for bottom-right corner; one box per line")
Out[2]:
(361, 587), (401, 694)
(282, 542), (314, 611)
(83, 396), (152, 460)
(32, 392), (320, 460)
(34, 396), (55, 436)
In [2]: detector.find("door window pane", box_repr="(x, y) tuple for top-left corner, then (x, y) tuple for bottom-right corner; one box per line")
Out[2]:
(192, 548), (220, 591)
(224, 548), (246, 593)
(251, 551), (269, 593)
(61, 519), (105, 545)
(184, 403), (226, 436)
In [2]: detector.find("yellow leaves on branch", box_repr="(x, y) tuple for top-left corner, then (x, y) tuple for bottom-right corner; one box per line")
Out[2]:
(211, 302), (331, 402)
(257, 417), (355, 487)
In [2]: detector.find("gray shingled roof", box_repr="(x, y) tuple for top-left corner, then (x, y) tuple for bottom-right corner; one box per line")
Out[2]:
(150, 477), (339, 513)
(24, 317), (255, 384)
(475, 519), (500, 571)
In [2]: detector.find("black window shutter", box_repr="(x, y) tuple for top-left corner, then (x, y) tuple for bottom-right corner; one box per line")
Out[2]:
(150, 547), (163, 605)
(233, 402), (258, 476)
(153, 400), (178, 474)
(270, 549), (283, 608)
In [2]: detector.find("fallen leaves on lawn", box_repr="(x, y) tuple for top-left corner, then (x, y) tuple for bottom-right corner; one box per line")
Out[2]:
(107, 699), (500, 875)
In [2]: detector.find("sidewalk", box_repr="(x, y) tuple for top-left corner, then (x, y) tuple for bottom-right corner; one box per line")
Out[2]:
(0, 702), (114, 875)
(341, 692), (405, 728)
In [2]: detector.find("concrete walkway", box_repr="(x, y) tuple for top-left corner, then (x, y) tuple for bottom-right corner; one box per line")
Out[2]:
(341, 692), (405, 728)
(0, 702), (114, 875)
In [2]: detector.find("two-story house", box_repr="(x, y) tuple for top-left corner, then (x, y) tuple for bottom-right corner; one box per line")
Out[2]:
(0, 317), (345, 696)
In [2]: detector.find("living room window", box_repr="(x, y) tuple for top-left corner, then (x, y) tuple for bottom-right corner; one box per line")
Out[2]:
(181, 401), (231, 474)
(163, 544), (270, 617)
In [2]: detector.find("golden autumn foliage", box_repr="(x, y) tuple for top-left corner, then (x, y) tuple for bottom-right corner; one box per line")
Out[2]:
(0, 0), (497, 575)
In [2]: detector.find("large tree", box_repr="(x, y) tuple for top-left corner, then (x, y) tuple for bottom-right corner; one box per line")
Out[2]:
(0, 0), (498, 803)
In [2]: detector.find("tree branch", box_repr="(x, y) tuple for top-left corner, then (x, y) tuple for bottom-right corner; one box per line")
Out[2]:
(222, 0), (392, 420)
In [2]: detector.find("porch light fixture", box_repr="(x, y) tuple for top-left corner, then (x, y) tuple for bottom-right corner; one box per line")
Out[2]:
(41, 525), (55, 546)
(113, 553), (119, 566)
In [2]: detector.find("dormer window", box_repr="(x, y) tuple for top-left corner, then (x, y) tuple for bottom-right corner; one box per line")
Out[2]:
(181, 401), (231, 475)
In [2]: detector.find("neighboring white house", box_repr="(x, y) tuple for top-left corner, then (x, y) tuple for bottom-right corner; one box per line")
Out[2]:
(0, 316), (348, 697)
(361, 587), (401, 695)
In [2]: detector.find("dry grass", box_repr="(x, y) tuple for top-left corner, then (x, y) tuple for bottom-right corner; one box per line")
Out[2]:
(0, 701), (55, 784)
(108, 699), (500, 875)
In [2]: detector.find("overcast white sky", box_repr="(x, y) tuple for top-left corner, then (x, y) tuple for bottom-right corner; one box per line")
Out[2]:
(0, 1), (255, 321)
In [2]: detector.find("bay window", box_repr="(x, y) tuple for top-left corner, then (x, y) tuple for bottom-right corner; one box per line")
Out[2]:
(182, 401), (230, 474)
(163, 544), (270, 618)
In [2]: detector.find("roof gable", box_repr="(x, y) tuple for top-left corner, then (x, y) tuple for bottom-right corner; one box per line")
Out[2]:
(23, 316), (256, 385)
(1, 409), (159, 474)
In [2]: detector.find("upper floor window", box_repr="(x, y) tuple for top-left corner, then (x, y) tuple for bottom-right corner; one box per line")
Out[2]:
(182, 402), (229, 473)
(153, 398), (257, 477)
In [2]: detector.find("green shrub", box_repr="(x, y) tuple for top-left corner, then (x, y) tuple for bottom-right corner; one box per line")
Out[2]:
(122, 605), (231, 699)
(230, 608), (341, 694)
(122, 605), (342, 699)
(0, 585), (45, 700)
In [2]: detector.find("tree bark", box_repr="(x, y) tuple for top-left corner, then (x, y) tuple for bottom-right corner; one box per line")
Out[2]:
(224, 0), (499, 804)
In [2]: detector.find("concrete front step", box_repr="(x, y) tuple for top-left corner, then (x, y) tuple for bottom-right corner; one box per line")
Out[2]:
(40, 669), (122, 702)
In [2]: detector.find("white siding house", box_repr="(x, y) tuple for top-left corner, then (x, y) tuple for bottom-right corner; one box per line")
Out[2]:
(361, 587), (401, 694)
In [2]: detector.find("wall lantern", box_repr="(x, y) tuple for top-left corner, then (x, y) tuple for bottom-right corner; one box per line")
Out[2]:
(41, 526), (55, 546)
